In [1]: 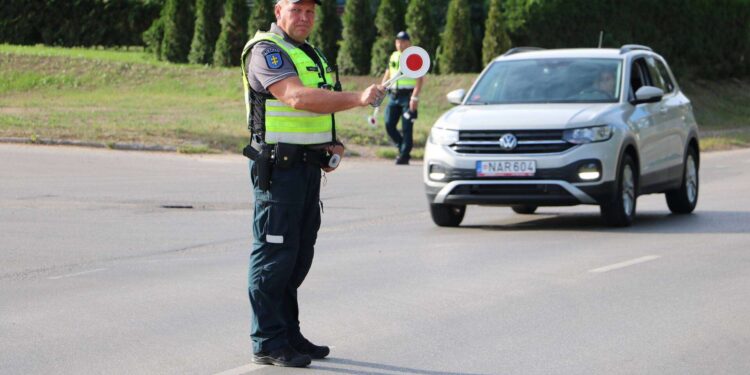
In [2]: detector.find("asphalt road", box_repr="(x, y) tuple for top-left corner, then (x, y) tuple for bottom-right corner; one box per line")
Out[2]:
(1, 144), (749, 375)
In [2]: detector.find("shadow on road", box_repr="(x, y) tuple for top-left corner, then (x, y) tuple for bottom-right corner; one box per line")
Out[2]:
(461, 210), (750, 234)
(306, 357), (490, 375)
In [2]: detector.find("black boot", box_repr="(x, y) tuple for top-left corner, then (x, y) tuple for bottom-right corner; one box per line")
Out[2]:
(252, 345), (311, 367)
(292, 338), (330, 359)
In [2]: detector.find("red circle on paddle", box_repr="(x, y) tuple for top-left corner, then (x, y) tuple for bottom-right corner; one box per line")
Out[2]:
(406, 54), (423, 71)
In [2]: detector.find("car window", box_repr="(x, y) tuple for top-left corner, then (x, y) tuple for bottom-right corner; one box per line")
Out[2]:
(629, 58), (648, 100)
(645, 57), (669, 93)
(654, 58), (676, 93)
(466, 58), (622, 104)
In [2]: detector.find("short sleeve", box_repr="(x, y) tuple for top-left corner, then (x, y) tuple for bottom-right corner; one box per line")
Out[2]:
(246, 42), (299, 92)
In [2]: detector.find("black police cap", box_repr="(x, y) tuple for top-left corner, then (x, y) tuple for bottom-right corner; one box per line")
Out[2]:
(395, 31), (410, 41)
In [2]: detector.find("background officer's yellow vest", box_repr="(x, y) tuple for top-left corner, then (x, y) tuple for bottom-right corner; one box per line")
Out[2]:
(389, 51), (417, 90)
(241, 32), (334, 145)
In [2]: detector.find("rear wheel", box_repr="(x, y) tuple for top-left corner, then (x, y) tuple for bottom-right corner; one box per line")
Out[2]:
(666, 146), (699, 214)
(430, 204), (466, 227)
(600, 154), (637, 227)
(511, 205), (538, 214)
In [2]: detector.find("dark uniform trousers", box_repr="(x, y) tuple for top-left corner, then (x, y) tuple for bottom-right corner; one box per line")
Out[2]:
(248, 159), (321, 354)
(384, 90), (415, 160)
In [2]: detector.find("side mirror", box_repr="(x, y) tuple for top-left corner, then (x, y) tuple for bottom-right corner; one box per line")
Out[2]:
(446, 89), (466, 105)
(632, 86), (664, 105)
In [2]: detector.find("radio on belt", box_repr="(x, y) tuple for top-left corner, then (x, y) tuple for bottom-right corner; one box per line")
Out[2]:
(327, 153), (341, 169)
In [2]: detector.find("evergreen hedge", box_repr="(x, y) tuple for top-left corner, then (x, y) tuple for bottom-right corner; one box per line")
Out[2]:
(247, 0), (276, 35)
(309, 0), (342, 64)
(520, 0), (750, 78)
(337, 0), (375, 75)
(370, 0), (406, 76)
(437, 0), (478, 73)
(405, 0), (438, 68)
(0, 0), (162, 47)
(160, 0), (194, 63)
(213, 0), (249, 67)
(482, 0), (511, 65)
(188, 0), (222, 65)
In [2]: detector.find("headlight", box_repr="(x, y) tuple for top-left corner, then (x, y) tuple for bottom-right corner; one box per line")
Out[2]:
(563, 125), (613, 144)
(430, 127), (459, 145)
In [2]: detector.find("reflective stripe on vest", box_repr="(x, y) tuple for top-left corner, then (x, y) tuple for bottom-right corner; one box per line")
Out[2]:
(241, 31), (334, 145)
(389, 51), (417, 90)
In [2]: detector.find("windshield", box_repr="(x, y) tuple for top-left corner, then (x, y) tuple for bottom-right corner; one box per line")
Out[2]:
(466, 58), (623, 104)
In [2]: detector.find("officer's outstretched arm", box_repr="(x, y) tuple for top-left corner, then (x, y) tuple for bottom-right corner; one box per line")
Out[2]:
(269, 77), (384, 115)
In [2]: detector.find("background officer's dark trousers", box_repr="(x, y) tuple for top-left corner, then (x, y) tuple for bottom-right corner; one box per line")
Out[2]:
(384, 90), (415, 161)
(248, 160), (321, 354)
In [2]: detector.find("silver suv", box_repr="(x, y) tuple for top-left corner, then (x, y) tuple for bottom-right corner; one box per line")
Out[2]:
(423, 45), (700, 227)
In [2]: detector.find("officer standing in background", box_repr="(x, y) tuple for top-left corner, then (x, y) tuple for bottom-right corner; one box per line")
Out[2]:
(241, 0), (385, 368)
(381, 31), (424, 165)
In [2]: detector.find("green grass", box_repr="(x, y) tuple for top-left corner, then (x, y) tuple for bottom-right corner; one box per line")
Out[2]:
(1, 44), (749, 155)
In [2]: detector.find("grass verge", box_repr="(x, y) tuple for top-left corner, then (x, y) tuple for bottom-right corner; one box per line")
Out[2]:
(1, 44), (749, 156)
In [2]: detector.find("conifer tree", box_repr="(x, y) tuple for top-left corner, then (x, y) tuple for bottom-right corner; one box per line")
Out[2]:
(482, 0), (512, 65)
(405, 0), (438, 66)
(144, 18), (165, 59)
(247, 0), (276, 34)
(188, 0), (222, 64)
(161, 0), (195, 63)
(336, 0), (375, 75)
(213, 0), (249, 67)
(309, 0), (342, 63)
(370, 0), (405, 76)
(437, 0), (478, 73)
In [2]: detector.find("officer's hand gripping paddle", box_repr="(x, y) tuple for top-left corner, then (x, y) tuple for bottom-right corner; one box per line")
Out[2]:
(367, 46), (431, 127)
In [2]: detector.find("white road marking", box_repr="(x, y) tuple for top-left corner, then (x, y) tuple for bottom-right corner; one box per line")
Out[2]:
(212, 363), (263, 375)
(588, 255), (661, 273)
(48, 268), (107, 280)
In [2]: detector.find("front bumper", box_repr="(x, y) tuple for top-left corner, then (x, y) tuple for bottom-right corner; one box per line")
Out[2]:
(424, 138), (621, 206)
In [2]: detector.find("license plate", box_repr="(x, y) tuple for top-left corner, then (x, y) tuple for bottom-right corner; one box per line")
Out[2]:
(476, 160), (536, 177)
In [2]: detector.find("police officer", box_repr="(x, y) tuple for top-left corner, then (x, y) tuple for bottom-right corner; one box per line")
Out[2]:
(241, 0), (385, 368)
(381, 31), (424, 165)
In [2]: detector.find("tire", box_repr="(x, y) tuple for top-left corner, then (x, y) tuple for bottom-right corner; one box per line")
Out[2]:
(511, 205), (538, 214)
(600, 153), (638, 227)
(429, 204), (466, 227)
(665, 146), (699, 214)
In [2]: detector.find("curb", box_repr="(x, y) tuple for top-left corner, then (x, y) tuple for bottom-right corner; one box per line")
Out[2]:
(0, 137), (177, 152)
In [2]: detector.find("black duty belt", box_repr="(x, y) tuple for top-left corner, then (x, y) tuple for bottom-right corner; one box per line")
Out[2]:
(390, 88), (414, 96)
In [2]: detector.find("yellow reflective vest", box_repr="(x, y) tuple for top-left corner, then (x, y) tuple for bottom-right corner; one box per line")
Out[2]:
(389, 51), (417, 90)
(241, 31), (334, 145)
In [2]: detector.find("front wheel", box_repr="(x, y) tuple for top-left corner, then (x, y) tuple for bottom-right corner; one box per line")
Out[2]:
(430, 204), (466, 227)
(665, 146), (699, 214)
(600, 154), (638, 227)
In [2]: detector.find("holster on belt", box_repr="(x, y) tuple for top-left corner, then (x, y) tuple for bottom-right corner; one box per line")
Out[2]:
(243, 139), (273, 192)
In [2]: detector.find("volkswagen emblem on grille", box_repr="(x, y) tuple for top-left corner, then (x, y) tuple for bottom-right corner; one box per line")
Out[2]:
(498, 133), (518, 150)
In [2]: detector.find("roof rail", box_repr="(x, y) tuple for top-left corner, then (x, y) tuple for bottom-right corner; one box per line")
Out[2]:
(502, 47), (545, 56)
(620, 44), (652, 54)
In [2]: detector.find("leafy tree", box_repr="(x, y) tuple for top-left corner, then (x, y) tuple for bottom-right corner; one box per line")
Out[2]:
(247, 0), (275, 34)
(437, 0), (478, 73)
(188, 0), (222, 64)
(482, 0), (512, 65)
(405, 0), (438, 66)
(161, 0), (195, 63)
(337, 0), (375, 75)
(213, 0), (249, 67)
(370, 0), (406, 76)
(309, 0), (342, 63)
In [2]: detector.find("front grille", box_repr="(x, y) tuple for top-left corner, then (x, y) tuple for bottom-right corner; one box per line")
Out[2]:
(451, 129), (574, 154)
